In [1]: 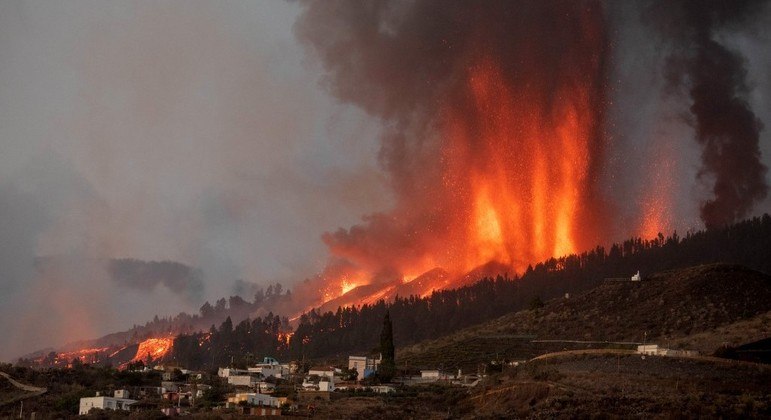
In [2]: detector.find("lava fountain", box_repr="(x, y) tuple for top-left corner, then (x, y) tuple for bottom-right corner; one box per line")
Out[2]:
(293, 0), (613, 306)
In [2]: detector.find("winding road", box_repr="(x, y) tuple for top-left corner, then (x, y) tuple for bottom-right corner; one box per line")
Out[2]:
(0, 371), (46, 406)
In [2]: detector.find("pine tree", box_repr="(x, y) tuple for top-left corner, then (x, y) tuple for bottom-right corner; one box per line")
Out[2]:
(378, 310), (396, 382)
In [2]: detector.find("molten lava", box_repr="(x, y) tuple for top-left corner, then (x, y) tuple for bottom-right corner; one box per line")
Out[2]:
(444, 59), (599, 272)
(132, 337), (173, 363)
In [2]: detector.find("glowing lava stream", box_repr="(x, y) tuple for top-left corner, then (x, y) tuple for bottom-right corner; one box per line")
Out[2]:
(132, 337), (173, 362)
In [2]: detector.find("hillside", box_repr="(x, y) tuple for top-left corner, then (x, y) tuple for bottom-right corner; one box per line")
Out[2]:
(19, 215), (771, 369)
(398, 264), (771, 370)
(268, 353), (771, 419)
(464, 352), (771, 418)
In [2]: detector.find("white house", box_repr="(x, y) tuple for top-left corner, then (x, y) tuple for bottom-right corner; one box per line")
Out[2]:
(303, 373), (335, 391)
(319, 377), (335, 392)
(420, 370), (452, 381)
(637, 344), (660, 355)
(631, 270), (642, 281)
(227, 392), (281, 408)
(370, 385), (395, 394)
(228, 374), (259, 387)
(79, 392), (137, 415)
(248, 363), (289, 378)
(348, 355), (381, 380)
(218, 367), (250, 378)
(637, 344), (698, 357)
(308, 366), (337, 378)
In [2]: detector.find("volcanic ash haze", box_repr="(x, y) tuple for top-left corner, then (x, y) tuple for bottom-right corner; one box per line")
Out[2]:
(293, 0), (771, 306)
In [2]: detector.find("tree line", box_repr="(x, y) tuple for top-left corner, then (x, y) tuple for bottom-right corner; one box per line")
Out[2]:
(167, 214), (771, 369)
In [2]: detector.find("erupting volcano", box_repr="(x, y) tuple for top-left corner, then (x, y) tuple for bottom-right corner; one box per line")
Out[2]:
(292, 0), (769, 309)
(294, 0), (612, 307)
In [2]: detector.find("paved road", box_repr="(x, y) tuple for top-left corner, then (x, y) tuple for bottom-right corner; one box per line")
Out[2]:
(529, 348), (635, 361)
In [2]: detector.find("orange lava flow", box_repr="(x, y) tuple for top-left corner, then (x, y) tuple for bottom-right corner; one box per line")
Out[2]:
(132, 337), (173, 362)
(53, 347), (110, 366)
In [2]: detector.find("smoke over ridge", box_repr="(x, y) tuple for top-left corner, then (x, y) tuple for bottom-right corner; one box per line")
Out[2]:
(647, 0), (770, 228)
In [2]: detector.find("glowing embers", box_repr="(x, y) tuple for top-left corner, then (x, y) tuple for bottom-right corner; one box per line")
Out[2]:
(341, 278), (358, 295)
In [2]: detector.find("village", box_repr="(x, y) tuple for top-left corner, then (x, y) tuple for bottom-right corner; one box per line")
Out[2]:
(75, 353), (484, 417)
(74, 341), (698, 417)
(72, 269), (702, 417)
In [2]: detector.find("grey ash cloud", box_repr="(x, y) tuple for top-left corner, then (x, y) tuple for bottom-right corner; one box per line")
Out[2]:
(108, 259), (204, 302)
(646, 0), (770, 228)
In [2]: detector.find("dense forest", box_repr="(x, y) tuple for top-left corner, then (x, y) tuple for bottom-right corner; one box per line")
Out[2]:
(168, 215), (771, 369)
(170, 314), (291, 370)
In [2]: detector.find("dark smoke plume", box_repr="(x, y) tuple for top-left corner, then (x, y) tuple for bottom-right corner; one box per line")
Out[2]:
(647, 0), (769, 228)
(108, 258), (204, 301)
(295, 0), (611, 280)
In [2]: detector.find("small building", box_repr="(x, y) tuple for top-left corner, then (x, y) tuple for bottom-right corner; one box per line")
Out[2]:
(302, 374), (335, 391)
(218, 367), (250, 378)
(79, 392), (137, 415)
(419, 370), (454, 382)
(370, 385), (395, 394)
(631, 270), (642, 281)
(228, 374), (260, 387)
(248, 361), (289, 378)
(348, 355), (381, 380)
(637, 345), (698, 357)
(308, 366), (337, 378)
(318, 377), (334, 392)
(227, 392), (282, 408)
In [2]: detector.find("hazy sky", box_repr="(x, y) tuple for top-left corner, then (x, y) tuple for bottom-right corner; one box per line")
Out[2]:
(1, 1), (769, 361)
(0, 1), (389, 360)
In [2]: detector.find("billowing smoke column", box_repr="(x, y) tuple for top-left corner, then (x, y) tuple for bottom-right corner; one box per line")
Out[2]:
(648, 0), (769, 229)
(294, 0), (611, 300)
